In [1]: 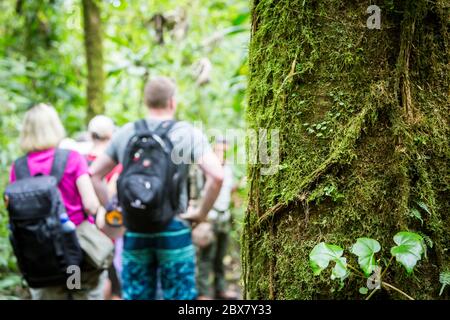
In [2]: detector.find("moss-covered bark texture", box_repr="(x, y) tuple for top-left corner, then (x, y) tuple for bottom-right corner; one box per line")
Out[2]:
(243, 0), (449, 299)
(82, 0), (104, 121)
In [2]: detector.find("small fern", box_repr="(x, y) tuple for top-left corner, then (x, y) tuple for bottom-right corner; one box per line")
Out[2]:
(415, 200), (431, 216)
(439, 271), (450, 296)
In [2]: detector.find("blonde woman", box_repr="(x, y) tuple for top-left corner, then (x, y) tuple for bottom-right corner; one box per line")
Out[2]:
(8, 103), (106, 300)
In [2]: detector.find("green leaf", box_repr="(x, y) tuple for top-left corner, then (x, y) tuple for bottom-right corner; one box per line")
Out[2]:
(309, 243), (347, 279)
(439, 271), (450, 296)
(359, 287), (369, 295)
(351, 238), (381, 276)
(409, 208), (423, 225)
(331, 257), (348, 280)
(419, 232), (433, 251)
(0, 275), (22, 290)
(390, 232), (424, 273)
(415, 201), (431, 215)
(0, 254), (8, 269)
(232, 10), (250, 26)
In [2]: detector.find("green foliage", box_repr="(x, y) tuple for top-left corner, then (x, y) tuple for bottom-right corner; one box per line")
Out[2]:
(243, 0), (449, 300)
(309, 243), (347, 281)
(309, 231), (426, 299)
(308, 181), (345, 204)
(0, 0), (249, 298)
(0, 275), (22, 291)
(390, 232), (425, 274)
(101, 0), (249, 129)
(359, 287), (368, 295)
(0, 0), (249, 129)
(408, 200), (432, 226)
(351, 238), (381, 277)
(439, 272), (450, 296)
(0, 195), (20, 297)
(331, 257), (348, 281)
(409, 208), (424, 225)
(415, 201), (431, 216)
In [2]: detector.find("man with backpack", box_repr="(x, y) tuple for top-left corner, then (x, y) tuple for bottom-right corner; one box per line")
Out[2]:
(89, 76), (224, 300)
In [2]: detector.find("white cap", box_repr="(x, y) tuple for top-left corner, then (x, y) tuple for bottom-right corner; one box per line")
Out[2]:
(88, 115), (115, 140)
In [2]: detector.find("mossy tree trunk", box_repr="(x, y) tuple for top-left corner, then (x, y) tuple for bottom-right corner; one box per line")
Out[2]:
(243, 0), (449, 299)
(82, 0), (104, 121)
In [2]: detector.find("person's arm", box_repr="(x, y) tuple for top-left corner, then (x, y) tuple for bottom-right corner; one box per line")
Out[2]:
(106, 171), (120, 198)
(180, 151), (224, 222)
(76, 173), (101, 216)
(89, 153), (117, 206)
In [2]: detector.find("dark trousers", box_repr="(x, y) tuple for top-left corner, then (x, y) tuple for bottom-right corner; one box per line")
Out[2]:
(197, 230), (229, 296)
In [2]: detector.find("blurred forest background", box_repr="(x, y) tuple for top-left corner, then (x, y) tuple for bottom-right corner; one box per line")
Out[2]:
(0, 0), (249, 299)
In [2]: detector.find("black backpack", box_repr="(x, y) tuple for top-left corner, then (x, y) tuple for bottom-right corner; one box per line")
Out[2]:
(117, 119), (181, 233)
(4, 149), (83, 288)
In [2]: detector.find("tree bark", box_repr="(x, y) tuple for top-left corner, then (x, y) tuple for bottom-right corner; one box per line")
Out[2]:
(82, 0), (104, 121)
(243, 0), (449, 299)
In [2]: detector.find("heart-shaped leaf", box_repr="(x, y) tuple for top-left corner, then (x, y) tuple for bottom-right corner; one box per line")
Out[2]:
(331, 257), (348, 280)
(310, 242), (347, 279)
(351, 238), (381, 276)
(390, 232), (424, 273)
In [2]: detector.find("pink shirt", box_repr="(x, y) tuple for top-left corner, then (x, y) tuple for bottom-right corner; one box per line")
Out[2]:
(9, 148), (92, 226)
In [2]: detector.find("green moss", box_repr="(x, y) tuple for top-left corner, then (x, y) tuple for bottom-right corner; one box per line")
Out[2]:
(243, 0), (449, 299)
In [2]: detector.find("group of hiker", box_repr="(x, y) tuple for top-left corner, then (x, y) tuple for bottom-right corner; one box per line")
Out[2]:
(4, 76), (239, 300)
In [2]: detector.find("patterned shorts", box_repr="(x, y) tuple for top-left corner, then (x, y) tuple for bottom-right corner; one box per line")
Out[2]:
(121, 218), (197, 300)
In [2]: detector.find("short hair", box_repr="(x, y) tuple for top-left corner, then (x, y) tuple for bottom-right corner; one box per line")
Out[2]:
(144, 76), (176, 109)
(88, 115), (115, 140)
(215, 136), (229, 145)
(20, 103), (66, 153)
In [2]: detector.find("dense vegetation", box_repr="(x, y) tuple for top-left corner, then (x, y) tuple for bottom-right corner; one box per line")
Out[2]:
(1, 0), (448, 301)
(0, 0), (249, 298)
(243, 0), (449, 299)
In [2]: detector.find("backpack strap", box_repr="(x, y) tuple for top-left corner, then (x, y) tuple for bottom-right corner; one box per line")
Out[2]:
(50, 148), (70, 184)
(14, 156), (31, 180)
(122, 120), (147, 170)
(154, 120), (176, 154)
(134, 119), (149, 135)
(154, 120), (176, 138)
(123, 120), (176, 169)
(133, 119), (176, 137)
